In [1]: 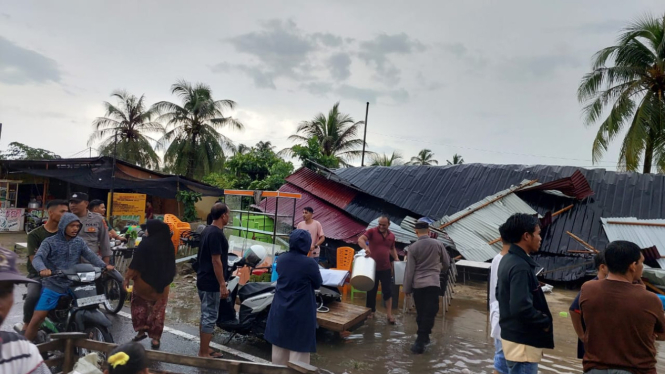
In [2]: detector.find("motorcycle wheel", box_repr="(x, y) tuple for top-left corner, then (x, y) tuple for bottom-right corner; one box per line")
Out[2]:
(102, 277), (127, 314)
(79, 324), (114, 363)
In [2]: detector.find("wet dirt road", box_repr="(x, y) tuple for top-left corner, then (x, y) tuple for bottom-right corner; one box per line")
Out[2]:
(4, 232), (665, 374)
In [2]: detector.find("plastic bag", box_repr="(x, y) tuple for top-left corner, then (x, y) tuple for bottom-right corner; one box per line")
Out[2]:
(69, 353), (103, 374)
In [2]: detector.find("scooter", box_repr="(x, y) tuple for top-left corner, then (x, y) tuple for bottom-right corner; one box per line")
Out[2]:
(217, 247), (343, 343)
(17, 264), (114, 350)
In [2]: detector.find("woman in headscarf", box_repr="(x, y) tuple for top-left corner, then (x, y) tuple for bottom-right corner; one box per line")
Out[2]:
(123, 219), (176, 349)
(265, 229), (323, 365)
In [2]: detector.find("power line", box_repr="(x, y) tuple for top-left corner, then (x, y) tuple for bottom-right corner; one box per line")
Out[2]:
(366, 131), (640, 166)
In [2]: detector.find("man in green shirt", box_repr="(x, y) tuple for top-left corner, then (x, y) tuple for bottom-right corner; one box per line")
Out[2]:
(22, 199), (69, 326)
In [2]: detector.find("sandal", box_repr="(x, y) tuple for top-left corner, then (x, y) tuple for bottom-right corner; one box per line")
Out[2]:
(151, 339), (160, 350)
(132, 332), (147, 342)
(209, 351), (224, 359)
(387, 316), (396, 325)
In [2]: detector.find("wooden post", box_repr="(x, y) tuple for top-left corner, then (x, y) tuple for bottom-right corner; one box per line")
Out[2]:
(62, 337), (77, 373)
(440, 179), (538, 229)
(566, 231), (599, 253)
(607, 221), (665, 228)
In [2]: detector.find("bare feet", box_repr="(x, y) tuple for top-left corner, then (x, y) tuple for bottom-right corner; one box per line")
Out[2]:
(367, 312), (375, 320)
(387, 316), (396, 325)
(198, 348), (223, 358)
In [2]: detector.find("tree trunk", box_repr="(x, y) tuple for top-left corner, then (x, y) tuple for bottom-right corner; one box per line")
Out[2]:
(643, 129), (655, 174)
(185, 135), (197, 179)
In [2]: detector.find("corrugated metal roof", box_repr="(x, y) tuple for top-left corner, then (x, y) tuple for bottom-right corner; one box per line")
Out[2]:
(333, 163), (665, 258)
(522, 170), (594, 200)
(285, 168), (358, 210)
(399, 216), (458, 254)
(259, 183), (367, 243)
(601, 218), (665, 268)
(432, 184), (539, 263)
(366, 218), (418, 244)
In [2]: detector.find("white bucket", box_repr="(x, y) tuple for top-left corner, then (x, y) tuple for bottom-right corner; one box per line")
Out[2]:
(350, 256), (376, 291)
(394, 261), (406, 286)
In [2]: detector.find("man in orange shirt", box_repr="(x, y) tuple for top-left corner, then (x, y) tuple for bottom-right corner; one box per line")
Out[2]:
(296, 207), (325, 262)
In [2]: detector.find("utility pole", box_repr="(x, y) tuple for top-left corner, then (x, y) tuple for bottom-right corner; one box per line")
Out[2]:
(108, 131), (118, 224)
(361, 102), (369, 167)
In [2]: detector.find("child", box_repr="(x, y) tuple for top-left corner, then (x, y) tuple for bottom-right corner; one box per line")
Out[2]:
(25, 212), (113, 341)
(105, 342), (150, 374)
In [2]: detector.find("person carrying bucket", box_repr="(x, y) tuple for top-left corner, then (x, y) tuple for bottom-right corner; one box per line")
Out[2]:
(358, 215), (400, 324)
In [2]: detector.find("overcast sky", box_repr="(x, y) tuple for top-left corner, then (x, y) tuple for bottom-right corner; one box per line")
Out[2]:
(1, 1), (663, 170)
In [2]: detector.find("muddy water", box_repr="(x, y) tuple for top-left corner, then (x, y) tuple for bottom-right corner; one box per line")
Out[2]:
(165, 275), (665, 374)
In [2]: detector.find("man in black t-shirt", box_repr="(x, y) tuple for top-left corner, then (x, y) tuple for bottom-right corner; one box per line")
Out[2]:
(196, 203), (230, 358)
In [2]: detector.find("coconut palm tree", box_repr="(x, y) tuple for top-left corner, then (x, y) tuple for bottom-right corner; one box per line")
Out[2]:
(283, 102), (368, 166)
(153, 80), (244, 179)
(447, 154), (464, 165)
(407, 149), (438, 165)
(255, 141), (275, 153)
(233, 143), (251, 156)
(371, 151), (404, 166)
(578, 13), (665, 173)
(88, 91), (163, 169)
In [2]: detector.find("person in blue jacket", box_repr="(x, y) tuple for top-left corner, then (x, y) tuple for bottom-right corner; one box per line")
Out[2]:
(265, 229), (323, 366)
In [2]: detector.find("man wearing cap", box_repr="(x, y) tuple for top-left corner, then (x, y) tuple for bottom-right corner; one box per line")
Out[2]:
(69, 192), (112, 264)
(0, 247), (52, 373)
(403, 221), (450, 354)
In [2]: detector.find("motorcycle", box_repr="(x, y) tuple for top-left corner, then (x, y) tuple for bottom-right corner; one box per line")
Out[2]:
(24, 211), (46, 234)
(216, 246), (342, 343)
(25, 264), (114, 350)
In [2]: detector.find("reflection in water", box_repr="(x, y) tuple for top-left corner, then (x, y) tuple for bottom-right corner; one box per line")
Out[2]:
(164, 276), (665, 374)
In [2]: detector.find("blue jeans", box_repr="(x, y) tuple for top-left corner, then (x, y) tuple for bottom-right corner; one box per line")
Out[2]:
(506, 360), (538, 374)
(198, 290), (220, 334)
(493, 338), (509, 374)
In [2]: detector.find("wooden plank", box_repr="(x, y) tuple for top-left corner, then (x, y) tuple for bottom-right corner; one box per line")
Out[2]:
(643, 279), (665, 295)
(36, 339), (65, 353)
(72, 339), (302, 374)
(63, 337), (76, 373)
(487, 204), (575, 245)
(607, 221), (665, 228)
(317, 301), (371, 332)
(440, 179), (538, 229)
(566, 231), (599, 253)
(287, 360), (317, 374)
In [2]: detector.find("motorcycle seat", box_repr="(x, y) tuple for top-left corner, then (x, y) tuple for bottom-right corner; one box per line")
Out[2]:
(238, 282), (275, 301)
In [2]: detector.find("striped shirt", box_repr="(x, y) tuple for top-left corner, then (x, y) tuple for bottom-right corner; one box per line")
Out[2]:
(0, 331), (51, 374)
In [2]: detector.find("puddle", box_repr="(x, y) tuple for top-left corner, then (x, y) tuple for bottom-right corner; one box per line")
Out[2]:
(162, 270), (665, 373)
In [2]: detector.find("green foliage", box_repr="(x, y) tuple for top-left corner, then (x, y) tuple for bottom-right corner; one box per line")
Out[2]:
(578, 12), (665, 173)
(283, 102), (370, 166)
(371, 151), (403, 166)
(202, 172), (236, 189)
(154, 80), (244, 179)
(407, 149), (438, 165)
(176, 190), (203, 222)
(1, 142), (60, 160)
(202, 141), (294, 191)
(446, 154), (464, 165)
(290, 137), (340, 169)
(89, 90), (164, 169)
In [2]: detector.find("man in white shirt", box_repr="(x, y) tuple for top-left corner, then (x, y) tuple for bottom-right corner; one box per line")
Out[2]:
(489, 223), (511, 374)
(0, 247), (51, 374)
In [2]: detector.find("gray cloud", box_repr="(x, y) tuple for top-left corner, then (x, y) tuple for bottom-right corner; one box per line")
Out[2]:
(440, 43), (467, 57)
(416, 71), (444, 91)
(0, 36), (61, 85)
(312, 33), (343, 47)
(328, 53), (352, 80)
(211, 62), (277, 89)
(301, 82), (333, 96)
(1, 13), (10, 19)
(358, 33), (425, 86)
(336, 84), (409, 104)
(227, 19), (315, 80)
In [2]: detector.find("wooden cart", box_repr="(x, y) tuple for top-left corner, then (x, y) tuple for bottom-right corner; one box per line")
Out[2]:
(38, 333), (317, 374)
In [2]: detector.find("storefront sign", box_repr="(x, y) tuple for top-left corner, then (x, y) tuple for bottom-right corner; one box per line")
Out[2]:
(0, 208), (24, 232)
(107, 193), (146, 226)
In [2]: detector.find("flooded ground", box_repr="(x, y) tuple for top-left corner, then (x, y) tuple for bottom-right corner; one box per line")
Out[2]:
(5, 232), (665, 374)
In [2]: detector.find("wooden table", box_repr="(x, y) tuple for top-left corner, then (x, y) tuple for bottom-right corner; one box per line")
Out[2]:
(317, 301), (371, 332)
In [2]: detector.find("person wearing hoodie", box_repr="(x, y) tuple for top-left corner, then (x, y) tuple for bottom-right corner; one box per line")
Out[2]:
(265, 229), (323, 366)
(24, 213), (113, 341)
